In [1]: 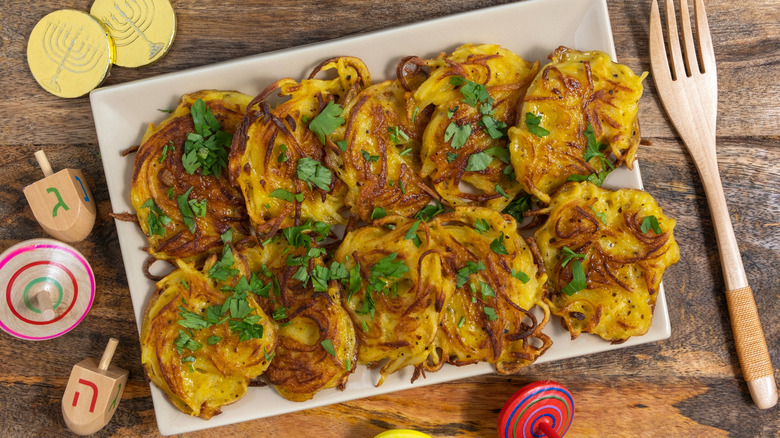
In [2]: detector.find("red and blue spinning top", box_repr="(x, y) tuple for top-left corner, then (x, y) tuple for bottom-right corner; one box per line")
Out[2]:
(498, 380), (574, 438)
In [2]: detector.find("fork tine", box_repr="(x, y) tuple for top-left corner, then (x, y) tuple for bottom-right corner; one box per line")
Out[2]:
(649, 0), (671, 80)
(664, 0), (686, 80)
(678, 0), (698, 75)
(694, 0), (716, 74)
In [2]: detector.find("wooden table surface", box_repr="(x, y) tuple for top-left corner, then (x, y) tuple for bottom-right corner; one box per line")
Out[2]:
(1, 0), (778, 436)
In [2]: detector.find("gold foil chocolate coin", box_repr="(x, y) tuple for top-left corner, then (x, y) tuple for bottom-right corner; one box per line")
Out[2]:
(90, 0), (176, 68)
(27, 10), (115, 98)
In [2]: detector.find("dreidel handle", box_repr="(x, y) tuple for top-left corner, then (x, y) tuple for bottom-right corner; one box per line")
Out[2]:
(34, 150), (54, 177)
(99, 338), (119, 371)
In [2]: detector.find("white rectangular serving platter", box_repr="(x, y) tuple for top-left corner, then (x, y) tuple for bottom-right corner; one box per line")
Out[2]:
(91, 0), (670, 434)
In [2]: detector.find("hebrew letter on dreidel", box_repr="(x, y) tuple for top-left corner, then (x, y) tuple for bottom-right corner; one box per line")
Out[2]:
(62, 338), (128, 435)
(23, 150), (96, 242)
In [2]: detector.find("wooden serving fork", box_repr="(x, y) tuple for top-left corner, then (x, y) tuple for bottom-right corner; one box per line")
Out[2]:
(649, 0), (777, 409)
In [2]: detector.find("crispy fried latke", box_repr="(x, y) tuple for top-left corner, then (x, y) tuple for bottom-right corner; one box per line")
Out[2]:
(140, 255), (277, 419)
(399, 44), (538, 210)
(131, 90), (252, 264)
(427, 207), (551, 374)
(229, 57), (371, 234)
(508, 47), (647, 204)
(329, 79), (436, 222)
(236, 233), (357, 402)
(534, 181), (680, 342)
(333, 216), (452, 386)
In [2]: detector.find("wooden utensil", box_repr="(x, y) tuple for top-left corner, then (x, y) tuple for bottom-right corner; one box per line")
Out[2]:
(649, 0), (777, 409)
(62, 338), (128, 435)
(23, 150), (96, 242)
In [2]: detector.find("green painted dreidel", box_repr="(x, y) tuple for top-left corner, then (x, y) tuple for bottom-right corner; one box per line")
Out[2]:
(23, 150), (96, 242)
(62, 338), (128, 435)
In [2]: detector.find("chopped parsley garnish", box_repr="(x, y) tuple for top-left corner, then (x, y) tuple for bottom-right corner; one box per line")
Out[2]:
(361, 149), (380, 162)
(167, 186), (174, 200)
(411, 106), (419, 122)
(483, 306), (498, 321)
(174, 329), (202, 353)
(182, 98), (233, 177)
(591, 206), (607, 225)
(336, 140), (348, 152)
(140, 199), (171, 237)
(479, 280), (496, 298)
(229, 315), (264, 342)
(277, 144), (288, 163)
(399, 147), (413, 157)
(371, 206), (387, 220)
(495, 184), (510, 199)
(561, 260), (587, 296)
(360, 320), (370, 332)
(297, 157), (333, 191)
(447, 106), (459, 119)
(560, 246), (586, 267)
(270, 188), (304, 203)
(311, 265), (331, 292)
(490, 232), (509, 255)
(457, 316), (466, 328)
(208, 245), (240, 281)
(388, 126), (410, 144)
(475, 218), (490, 234)
(502, 195), (532, 223)
(221, 229), (233, 243)
(641, 215), (662, 234)
(309, 101), (345, 144)
(456, 260), (486, 288)
(465, 151), (493, 172)
(445, 121), (471, 149)
(525, 112), (550, 137)
(415, 202), (445, 221)
(176, 187), (196, 233)
(272, 306), (288, 321)
(177, 306), (210, 330)
(450, 76), (490, 107)
(446, 152), (459, 163)
(207, 336), (222, 345)
(583, 123), (607, 163)
(404, 219), (422, 247)
(348, 263), (362, 301)
(159, 141), (175, 163)
(511, 269), (530, 284)
(480, 115), (507, 139)
(567, 170), (611, 187)
(321, 339), (336, 357)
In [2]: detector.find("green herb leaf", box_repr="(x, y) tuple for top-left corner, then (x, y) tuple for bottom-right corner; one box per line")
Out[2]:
(490, 232), (509, 255)
(228, 317), (264, 342)
(207, 336), (222, 345)
(159, 141), (175, 163)
(182, 99), (232, 177)
(189, 198), (207, 217)
(450, 76), (490, 107)
(482, 146), (510, 164)
(177, 306), (210, 330)
(525, 112), (550, 137)
(360, 320), (370, 332)
(495, 184), (510, 199)
(309, 101), (345, 144)
(272, 306), (288, 321)
(475, 218), (490, 234)
(483, 306), (498, 321)
(348, 263), (362, 301)
(208, 245), (239, 281)
(367, 253), (409, 294)
(560, 246), (586, 267)
(371, 206), (387, 220)
(399, 147), (413, 157)
(311, 265), (331, 292)
(502, 195), (532, 223)
(479, 280), (496, 298)
(465, 151), (493, 172)
(221, 229), (233, 243)
(447, 106), (459, 119)
(321, 339), (336, 357)
(457, 316), (466, 328)
(444, 121), (471, 149)
(277, 144), (288, 163)
(446, 152), (459, 163)
(561, 260), (587, 296)
(297, 157), (333, 191)
(336, 140), (348, 152)
(512, 269), (530, 284)
(361, 149), (380, 162)
(270, 188), (299, 203)
(591, 206), (607, 225)
(415, 202), (445, 222)
(455, 260), (486, 288)
(480, 115), (507, 139)
(404, 219), (422, 245)
(176, 187), (196, 233)
(641, 215), (662, 234)
(583, 123), (607, 163)
(140, 199), (172, 237)
(174, 329), (202, 353)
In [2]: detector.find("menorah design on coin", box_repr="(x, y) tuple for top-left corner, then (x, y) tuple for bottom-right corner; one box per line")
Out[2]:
(103, 0), (164, 59)
(41, 22), (103, 93)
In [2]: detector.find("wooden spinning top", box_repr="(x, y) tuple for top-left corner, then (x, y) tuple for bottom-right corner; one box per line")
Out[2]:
(62, 338), (128, 435)
(23, 150), (96, 243)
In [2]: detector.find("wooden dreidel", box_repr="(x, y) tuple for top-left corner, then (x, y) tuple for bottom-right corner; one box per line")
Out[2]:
(498, 380), (575, 438)
(23, 150), (96, 242)
(62, 338), (128, 435)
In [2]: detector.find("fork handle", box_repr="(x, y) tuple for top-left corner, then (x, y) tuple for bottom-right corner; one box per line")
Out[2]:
(699, 157), (778, 409)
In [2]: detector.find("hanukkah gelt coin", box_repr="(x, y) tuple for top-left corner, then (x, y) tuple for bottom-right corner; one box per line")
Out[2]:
(27, 10), (115, 98)
(90, 0), (176, 68)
